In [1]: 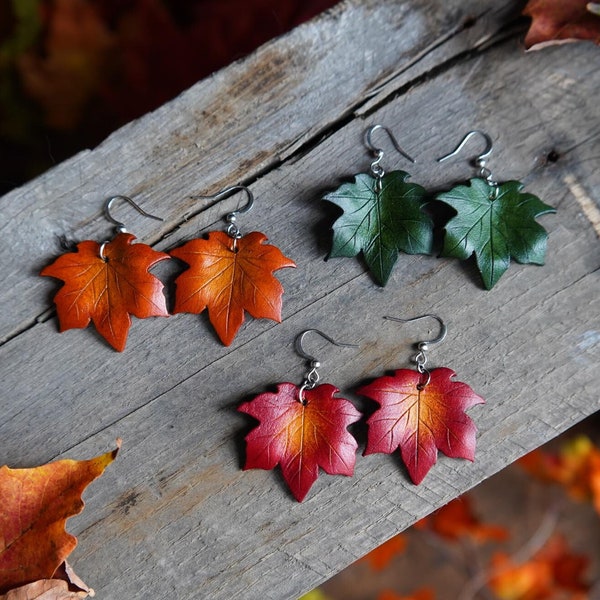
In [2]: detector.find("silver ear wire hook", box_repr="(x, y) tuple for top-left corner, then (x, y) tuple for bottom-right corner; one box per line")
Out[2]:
(100, 195), (163, 260)
(436, 130), (498, 195)
(104, 195), (163, 234)
(294, 329), (358, 404)
(192, 185), (255, 241)
(364, 125), (416, 182)
(436, 130), (493, 164)
(384, 314), (447, 389)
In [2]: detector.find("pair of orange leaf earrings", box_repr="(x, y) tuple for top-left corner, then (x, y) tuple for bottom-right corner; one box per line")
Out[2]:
(238, 316), (485, 502)
(40, 188), (296, 351)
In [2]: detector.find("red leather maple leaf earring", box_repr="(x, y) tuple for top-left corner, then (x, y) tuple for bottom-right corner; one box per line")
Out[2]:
(359, 314), (484, 484)
(238, 329), (362, 502)
(41, 195), (170, 351)
(169, 185), (296, 346)
(434, 130), (556, 290)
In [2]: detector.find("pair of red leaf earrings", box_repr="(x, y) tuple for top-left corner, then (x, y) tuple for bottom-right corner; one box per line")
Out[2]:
(41, 188), (295, 351)
(238, 315), (485, 502)
(324, 125), (556, 289)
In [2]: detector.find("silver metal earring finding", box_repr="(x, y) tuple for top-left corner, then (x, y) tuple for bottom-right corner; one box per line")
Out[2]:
(384, 314), (447, 388)
(192, 184), (254, 244)
(294, 329), (358, 404)
(364, 124), (416, 191)
(99, 195), (163, 260)
(436, 130), (498, 196)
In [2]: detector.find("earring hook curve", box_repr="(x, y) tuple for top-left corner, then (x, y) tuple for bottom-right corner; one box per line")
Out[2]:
(192, 185), (255, 240)
(295, 329), (358, 404)
(384, 314), (446, 389)
(104, 195), (163, 234)
(192, 184), (255, 215)
(384, 314), (447, 348)
(364, 124), (416, 165)
(294, 329), (358, 364)
(436, 130), (493, 164)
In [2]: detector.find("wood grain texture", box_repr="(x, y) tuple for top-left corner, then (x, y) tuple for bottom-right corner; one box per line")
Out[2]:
(1, 0), (599, 598)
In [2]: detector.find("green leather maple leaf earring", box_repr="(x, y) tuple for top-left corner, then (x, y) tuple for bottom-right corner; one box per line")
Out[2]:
(435, 130), (556, 290)
(323, 124), (434, 287)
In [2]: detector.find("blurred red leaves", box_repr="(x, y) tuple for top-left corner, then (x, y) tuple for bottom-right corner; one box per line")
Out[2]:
(359, 535), (407, 571)
(4, 0), (338, 130)
(17, 0), (115, 129)
(488, 535), (589, 599)
(416, 496), (508, 543)
(0, 0), (337, 191)
(519, 435), (600, 514)
(345, 435), (600, 600)
(377, 590), (434, 600)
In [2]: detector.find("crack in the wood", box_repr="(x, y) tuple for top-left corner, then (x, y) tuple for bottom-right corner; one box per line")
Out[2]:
(279, 14), (529, 167)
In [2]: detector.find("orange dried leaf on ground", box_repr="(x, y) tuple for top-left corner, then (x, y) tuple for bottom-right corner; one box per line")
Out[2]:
(0, 444), (119, 594)
(523, 0), (600, 50)
(519, 435), (600, 512)
(360, 534), (407, 571)
(377, 589), (434, 600)
(427, 496), (509, 543)
(170, 231), (295, 345)
(41, 233), (170, 351)
(488, 534), (589, 599)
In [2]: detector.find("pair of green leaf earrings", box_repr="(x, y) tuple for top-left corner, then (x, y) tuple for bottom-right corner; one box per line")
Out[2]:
(324, 125), (556, 289)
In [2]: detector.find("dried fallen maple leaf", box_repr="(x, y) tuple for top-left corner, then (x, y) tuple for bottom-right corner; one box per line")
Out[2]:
(41, 233), (169, 351)
(359, 368), (484, 484)
(1, 577), (89, 600)
(0, 443), (119, 594)
(170, 231), (296, 346)
(238, 382), (361, 501)
(523, 0), (600, 50)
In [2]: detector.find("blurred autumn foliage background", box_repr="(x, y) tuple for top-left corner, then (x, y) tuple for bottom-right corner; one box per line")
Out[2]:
(0, 0), (337, 195)
(306, 421), (600, 600)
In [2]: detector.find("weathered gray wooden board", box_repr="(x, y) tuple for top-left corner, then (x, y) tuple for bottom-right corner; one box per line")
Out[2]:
(0, 0), (517, 343)
(1, 0), (599, 599)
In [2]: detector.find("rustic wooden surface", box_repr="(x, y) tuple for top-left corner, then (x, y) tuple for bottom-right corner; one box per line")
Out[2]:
(1, 0), (599, 598)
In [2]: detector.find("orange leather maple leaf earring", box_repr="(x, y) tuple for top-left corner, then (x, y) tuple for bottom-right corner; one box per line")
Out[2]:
(41, 195), (170, 351)
(169, 185), (296, 345)
(238, 329), (362, 502)
(359, 314), (485, 485)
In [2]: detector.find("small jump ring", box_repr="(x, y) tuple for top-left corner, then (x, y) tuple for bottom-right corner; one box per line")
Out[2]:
(298, 383), (310, 405)
(99, 241), (109, 261)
